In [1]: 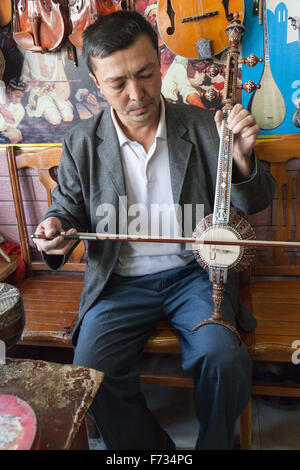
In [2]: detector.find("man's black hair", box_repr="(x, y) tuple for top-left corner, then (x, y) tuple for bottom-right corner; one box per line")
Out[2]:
(83, 10), (159, 74)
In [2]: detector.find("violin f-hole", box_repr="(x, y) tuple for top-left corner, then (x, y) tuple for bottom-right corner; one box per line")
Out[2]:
(20, 0), (26, 13)
(166, 0), (175, 35)
(75, 0), (84, 13)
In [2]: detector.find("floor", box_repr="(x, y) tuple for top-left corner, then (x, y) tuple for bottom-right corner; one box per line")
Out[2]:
(11, 346), (300, 451)
(88, 358), (300, 451)
(88, 388), (300, 451)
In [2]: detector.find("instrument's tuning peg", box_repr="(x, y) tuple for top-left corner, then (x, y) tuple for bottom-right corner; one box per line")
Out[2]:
(199, 87), (220, 102)
(239, 54), (263, 67)
(237, 80), (261, 93)
(206, 63), (220, 78)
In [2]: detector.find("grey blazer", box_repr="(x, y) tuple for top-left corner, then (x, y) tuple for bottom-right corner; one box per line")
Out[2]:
(43, 100), (275, 344)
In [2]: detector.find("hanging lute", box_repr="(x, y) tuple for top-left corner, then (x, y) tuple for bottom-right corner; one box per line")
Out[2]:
(249, 0), (286, 130)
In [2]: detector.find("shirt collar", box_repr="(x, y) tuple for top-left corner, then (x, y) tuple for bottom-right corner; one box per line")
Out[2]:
(110, 95), (166, 148)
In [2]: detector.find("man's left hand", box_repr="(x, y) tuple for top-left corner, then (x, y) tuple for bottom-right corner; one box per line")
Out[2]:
(214, 104), (259, 179)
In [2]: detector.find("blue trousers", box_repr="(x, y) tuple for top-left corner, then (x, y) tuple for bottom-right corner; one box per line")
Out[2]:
(73, 261), (252, 450)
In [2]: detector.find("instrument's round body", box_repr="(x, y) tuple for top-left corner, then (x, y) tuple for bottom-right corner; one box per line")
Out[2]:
(14, 0), (70, 52)
(69, 0), (123, 49)
(192, 213), (256, 272)
(157, 0), (244, 59)
(0, 395), (41, 450)
(0, 283), (25, 350)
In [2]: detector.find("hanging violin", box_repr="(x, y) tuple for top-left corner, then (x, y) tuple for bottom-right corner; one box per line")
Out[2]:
(69, 0), (132, 49)
(12, 0), (71, 53)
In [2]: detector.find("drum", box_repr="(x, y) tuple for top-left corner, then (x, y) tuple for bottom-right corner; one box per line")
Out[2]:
(0, 283), (25, 351)
(0, 395), (41, 450)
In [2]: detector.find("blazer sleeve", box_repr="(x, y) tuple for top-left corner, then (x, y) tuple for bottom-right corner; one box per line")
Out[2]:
(230, 151), (276, 214)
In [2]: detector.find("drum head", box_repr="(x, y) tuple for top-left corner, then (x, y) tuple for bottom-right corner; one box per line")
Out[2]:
(193, 225), (242, 269)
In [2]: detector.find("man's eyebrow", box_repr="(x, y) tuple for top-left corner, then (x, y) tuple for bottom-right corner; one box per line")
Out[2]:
(103, 62), (156, 83)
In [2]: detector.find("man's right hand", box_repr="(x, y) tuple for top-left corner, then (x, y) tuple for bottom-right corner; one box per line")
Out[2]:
(32, 217), (77, 255)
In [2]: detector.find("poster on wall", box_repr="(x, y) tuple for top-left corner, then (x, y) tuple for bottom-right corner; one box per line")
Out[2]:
(0, 0), (298, 145)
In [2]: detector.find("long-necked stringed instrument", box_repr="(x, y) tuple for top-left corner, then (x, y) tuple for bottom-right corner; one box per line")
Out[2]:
(249, 0), (286, 130)
(157, 0), (244, 59)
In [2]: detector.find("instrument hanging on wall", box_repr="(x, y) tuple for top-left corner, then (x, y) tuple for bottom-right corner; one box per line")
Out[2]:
(69, 0), (132, 50)
(157, 0), (244, 59)
(12, 0), (71, 53)
(0, 0), (12, 27)
(248, 0), (286, 130)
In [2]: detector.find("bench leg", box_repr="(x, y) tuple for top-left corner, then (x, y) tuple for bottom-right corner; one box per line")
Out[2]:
(239, 399), (252, 450)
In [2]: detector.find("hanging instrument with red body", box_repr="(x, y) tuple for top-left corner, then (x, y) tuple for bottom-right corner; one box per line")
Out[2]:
(69, 0), (132, 49)
(12, 0), (71, 53)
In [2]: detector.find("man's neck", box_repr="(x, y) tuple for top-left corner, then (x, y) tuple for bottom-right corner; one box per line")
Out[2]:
(114, 107), (161, 153)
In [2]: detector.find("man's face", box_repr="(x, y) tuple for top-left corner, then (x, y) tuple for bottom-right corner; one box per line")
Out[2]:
(90, 34), (162, 129)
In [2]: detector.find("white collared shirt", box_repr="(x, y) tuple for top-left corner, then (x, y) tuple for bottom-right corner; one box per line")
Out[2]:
(111, 97), (193, 276)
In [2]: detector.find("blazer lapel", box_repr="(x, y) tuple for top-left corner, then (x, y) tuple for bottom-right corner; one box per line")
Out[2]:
(96, 106), (126, 197)
(165, 101), (193, 204)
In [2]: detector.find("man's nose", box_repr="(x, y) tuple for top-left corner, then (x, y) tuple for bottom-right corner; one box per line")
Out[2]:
(128, 79), (144, 101)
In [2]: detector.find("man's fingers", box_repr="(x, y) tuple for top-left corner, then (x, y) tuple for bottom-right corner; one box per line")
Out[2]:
(32, 218), (77, 255)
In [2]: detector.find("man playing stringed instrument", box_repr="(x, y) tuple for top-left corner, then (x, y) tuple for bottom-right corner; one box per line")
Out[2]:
(33, 11), (275, 450)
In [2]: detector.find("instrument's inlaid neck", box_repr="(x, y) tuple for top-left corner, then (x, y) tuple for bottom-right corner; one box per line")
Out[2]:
(213, 111), (233, 226)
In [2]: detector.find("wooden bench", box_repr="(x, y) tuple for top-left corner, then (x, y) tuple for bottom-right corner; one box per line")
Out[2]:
(6, 134), (300, 449)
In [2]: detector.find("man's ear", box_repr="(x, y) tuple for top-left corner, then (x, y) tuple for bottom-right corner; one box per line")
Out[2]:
(89, 72), (101, 92)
